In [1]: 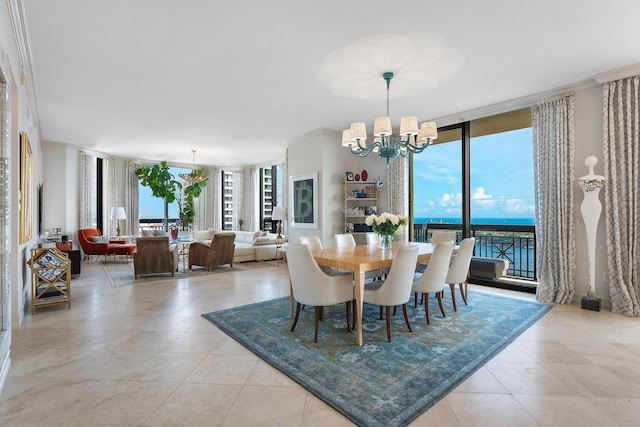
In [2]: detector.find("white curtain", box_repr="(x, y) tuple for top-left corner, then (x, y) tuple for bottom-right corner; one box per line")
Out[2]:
(103, 158), (116, 236)
(248, 167), (259, 231)
(193, 166), (219, 230)
(79, 152), (96, 229)
(388, 157), (409, 241)
(125, 161), (139, 237)
(531, 96), (576, 304)
(232, 170), (244, 230)
(603, 75), (640, 316)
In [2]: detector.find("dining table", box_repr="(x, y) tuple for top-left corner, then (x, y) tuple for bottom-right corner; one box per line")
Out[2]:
(308, 241), (454, 346)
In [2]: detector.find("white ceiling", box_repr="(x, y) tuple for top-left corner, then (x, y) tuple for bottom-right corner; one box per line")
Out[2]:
(21, 0), (640, 168)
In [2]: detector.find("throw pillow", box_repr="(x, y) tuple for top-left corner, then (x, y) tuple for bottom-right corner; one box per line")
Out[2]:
(252, 231), (261, 242)
(153, 230), (166, 237)
(141, 229), (154, 237)
(253, 236), (275, 246)
(90, 235), (108, 243)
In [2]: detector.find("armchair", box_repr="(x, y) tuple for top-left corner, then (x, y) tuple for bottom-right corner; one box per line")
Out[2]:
(133, 236), (179, 279)
(77, 228), (110, 260)
(189, 232), (235, 271)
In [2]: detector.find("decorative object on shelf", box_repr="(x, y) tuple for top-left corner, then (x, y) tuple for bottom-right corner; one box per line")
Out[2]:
(110, 207), (127, 236)
(375, 176), (384, 191)
(179, 149), (208, 183)
(346, 171), (354, 181)
(578, 155), (605, 312)
(341, 72), (438, 170)
(361, 170), (368, 181)
(272, 206), (286, 239)
(365, 212), (407, 250)
(355, 174), (360, 181)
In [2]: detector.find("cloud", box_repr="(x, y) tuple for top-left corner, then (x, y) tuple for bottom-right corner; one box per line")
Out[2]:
(439, 192), (461, 207)
(471, 187), (491, 200)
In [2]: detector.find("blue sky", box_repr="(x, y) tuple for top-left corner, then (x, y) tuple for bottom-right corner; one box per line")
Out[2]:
(138, 166), (183, 219)
(413, 127), (535, 221)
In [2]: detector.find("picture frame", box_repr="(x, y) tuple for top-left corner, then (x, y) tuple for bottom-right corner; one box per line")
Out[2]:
(20, 132), (33, 244)
(290, 172), (318, 229)
(345, 171), (354, 181)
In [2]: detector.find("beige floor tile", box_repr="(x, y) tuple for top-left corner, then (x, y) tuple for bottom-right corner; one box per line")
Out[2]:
(588, 396), (640, 427)
(409, 398), (461, 426)
(245, 360), (299, 387)
(515, 394), (620, 426)
(222, 385), (306, 426)
(184, 354), (258, 385)
(75, 380), (178, 425)
(124, 352), (207, 382)
(446, 393), (538, 426)
(485, 361), (578, 395)
(452, 366), (509, 394)
(143, 383), (242, 426)
(541, 363), (640, 398)
(300, 393), (356, 426)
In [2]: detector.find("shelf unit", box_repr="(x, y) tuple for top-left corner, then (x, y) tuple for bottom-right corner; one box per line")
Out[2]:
(27, 247), (71, 314)
(343, 181), (380, 244)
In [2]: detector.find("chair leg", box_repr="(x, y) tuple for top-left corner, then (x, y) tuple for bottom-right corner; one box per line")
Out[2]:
(345, 301), (351, 333)
(392, 306), (397, 316)
(461, 280), (468, 305)
(402, 304), (412, 332)
(437, 291), (446, 317)
(291, 302), (302, 332)
(414, 292), (419, 308)
(423, 293), (430, 325)
(314, 306), (320, 343)
(385, 306), (392, 342)
(449, 283), (457, 311)
(379, 306), (383, 320)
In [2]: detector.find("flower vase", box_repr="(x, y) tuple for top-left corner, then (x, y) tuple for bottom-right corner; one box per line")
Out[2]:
(170, 229), (178, 241)
(379, 234), (392, 250)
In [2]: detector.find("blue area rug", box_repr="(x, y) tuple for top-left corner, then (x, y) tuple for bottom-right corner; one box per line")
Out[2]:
(202, 291), (551, 427)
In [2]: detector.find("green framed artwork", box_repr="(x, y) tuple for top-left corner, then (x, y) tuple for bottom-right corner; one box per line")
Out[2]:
(290, 172), (317, 229)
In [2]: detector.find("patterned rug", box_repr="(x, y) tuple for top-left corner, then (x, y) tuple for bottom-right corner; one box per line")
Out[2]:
(102, 259), (277, 286)
(203, 291), (551, 427)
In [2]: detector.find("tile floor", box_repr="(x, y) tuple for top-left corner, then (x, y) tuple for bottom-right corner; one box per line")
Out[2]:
(0, 259), (639, 426)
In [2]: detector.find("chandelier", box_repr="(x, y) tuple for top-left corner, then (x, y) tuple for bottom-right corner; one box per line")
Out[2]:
(342, 72), (438, 169)
(179, 150), (208, 183)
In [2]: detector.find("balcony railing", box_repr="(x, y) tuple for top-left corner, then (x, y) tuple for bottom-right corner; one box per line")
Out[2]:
(414, 223), (537, 281)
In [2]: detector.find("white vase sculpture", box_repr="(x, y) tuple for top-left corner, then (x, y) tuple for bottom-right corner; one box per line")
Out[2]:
(578, 156), (605, 300)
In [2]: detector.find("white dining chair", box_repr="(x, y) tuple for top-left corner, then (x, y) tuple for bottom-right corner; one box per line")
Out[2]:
(417, 231), (457, 272)
(365, 232), (380, 245)
(412, 241), (454, 325)
(446, 237), (475, 311)
(298, 235), (349, 275)
(334, 233), (356, 247)
(429, 231), (457, 244)
(363, 245), (420, 342)
(287, 244), (354, 342)
(334, 233), (384, 281)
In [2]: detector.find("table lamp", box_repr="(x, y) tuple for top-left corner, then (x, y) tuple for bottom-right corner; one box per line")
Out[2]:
(272, 206), (285, 239)
(111, 207), (127, 236)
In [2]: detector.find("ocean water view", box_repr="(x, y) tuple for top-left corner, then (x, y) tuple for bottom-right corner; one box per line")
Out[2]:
(414, 217), (535, 226)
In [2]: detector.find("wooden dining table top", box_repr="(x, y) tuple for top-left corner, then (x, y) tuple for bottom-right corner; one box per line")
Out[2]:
(310, 241), (440, 272)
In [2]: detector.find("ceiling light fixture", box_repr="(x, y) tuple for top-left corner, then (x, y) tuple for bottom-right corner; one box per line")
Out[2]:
(342, 72), (438, 169)
(179, 150), (208, 183)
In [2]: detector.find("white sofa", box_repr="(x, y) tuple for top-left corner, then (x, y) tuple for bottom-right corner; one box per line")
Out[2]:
(192, 230), (279, 263)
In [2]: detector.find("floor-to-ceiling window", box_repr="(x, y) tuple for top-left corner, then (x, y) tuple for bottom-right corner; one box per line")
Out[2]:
(260, 164), (283, 232)
(137, 165), (181, 232)
(222, 171), (234, 230)
(411, 109), (536, 281)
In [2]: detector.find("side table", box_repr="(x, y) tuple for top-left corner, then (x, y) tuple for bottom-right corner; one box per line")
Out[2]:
(59, 247), (81, 275)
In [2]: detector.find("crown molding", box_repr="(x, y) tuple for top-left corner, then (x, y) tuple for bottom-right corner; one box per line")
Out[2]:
(591, 63), (640, 84)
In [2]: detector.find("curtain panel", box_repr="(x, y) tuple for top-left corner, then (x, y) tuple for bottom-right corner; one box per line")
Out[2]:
(388, 156), (409, 242)
(603, 75), (640, 316)
(79, 152), (96, 229)
(531, 96), (576, 304)
(125, 161), (140, 237)
(103, 158), (116, 236)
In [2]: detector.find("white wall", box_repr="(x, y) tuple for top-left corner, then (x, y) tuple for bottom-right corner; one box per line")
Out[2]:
(286, 128), (386, 248)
